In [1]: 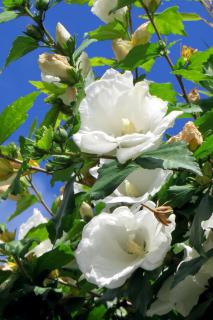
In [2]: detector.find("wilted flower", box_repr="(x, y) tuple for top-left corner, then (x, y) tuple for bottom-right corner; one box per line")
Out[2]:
(75, 202), (175, 289)
(38, 53), (73, 81)
(73, 69), (182, 163)
(132, 22), (151, 46)
(56, 22), (71, 47)
(181, 45), (197, 62)
(112, 39), (133, 61)
(187, 88), (200, 104)
(91, 0), (127, 23)
(168, 121), (203, 151)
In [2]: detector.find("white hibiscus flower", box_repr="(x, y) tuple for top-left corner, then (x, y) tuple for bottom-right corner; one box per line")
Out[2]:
(75, 202), (175, 289)
(147, 213), (213, 317)
(91, 0), (127, 23)
(73, 69), (182, 164)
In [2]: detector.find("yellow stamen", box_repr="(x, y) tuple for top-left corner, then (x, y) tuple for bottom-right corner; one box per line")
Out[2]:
(124, 180), (141, 197)
(121, 118), (136, 135)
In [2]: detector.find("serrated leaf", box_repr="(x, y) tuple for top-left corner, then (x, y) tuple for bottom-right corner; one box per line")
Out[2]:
(117, 43), (160, 70)
(171, 248), (213, 288)
(8, 194), (38, 221)
(149, 82), (176, 103)
(0, 92), (39, 144)
(5, 36), (38, 67)
(87, 20), (127, 40)
(148, 6), (186, 36)
(0, 11), (18, 23)
(168, 185), (196, 208)
(36, 127), (53, 151)
(190, 195), (213, 254)
(90, 57), (115, 67)
(136, 142), (201, 175)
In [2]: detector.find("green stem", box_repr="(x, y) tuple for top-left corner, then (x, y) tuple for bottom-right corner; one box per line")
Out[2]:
(140, 1), (189, 103)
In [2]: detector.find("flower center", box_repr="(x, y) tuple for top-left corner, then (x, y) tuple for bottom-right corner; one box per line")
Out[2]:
(127, 237), (146, 257)
(123, 180), (141, 197)
(121, 118), (137, 135)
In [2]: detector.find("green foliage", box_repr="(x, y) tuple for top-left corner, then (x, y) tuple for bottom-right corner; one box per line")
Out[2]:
(8, 194), (38, 221)
(0, 11), (18, 23)
(149, 82), (176, 103)
(5, 36), (39, 67)
(88, 20), (128, 40)
(117, 43), (161, 70)
(148, 6), (186, 35)
(0, 92), (39, 144)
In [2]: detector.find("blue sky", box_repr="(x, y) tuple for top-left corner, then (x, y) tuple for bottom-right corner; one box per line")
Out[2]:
(0, 0), (212, 232)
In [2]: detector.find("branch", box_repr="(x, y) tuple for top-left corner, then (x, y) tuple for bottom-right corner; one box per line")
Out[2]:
(0, 153), (51, 175)
(27, 176), (54, 217)
(140, 1), (189, 103)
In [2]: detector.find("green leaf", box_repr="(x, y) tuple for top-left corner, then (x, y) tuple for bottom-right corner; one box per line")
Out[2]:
(24, 224), (48, 243)
(36, 127), (53, 151)
(117, 43), (160, 70)
(0, 270), (11, 284)
(168, 185), (196, 208)
(51, 163), (81, 186)
(127, 270), (153, 316)
(190, 195), (213, 254)
(87, 305), (107, 320)
(90, 57), (115, 67)
(5, 36), (38, 67)
(136, 142), (201, 175)
(171, 248), (213, 288)
(90, 161), (139, 200)
(148, 6), (186, 36)
(36, 243), (73, 274)
(195, 135), (213, 159)
(0, 11), (18, 23)
(3, 0), (25, 9)
(40, 105), (60, 128)
(0, 239), (35, 258)
(30, 81), (67, 95)
(149, 82), (176, 103)
(73, 38), (97, 61)
(195, 110), (213, 137)
(87, 20), (127, 40)
(0, 92), (39, 144)
(180, 12), (202, 21)
(8, 194), (38, 221)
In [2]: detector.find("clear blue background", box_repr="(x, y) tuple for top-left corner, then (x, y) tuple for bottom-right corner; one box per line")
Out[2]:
(0, 0), (212, 232)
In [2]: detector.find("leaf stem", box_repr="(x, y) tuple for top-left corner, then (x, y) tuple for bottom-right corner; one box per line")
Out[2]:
(140, 1), (189, 103)
(27, 176), (54, 217)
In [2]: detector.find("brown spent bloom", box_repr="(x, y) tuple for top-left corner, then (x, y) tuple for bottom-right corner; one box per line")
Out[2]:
(168, 121), (203, 151)
(187, 88), (200, 104)
(181, 45), (197, 62)
(142, 202), (173, 226)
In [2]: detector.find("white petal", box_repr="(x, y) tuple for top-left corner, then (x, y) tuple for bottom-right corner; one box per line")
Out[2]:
(18, 209), (47, 240)
(92, 0), (127, 23)
(30, 239), (53, 258)
(153, 111), (183, 136)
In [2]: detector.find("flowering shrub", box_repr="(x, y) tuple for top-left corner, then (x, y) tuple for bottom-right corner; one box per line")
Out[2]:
(0, 0), (212, 319)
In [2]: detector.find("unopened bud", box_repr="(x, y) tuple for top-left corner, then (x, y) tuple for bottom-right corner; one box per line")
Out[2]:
(80, 202), (93, 221)
(187, 88), (200, 104)
(60, 87), (76, 105)
(56, 22), (71, 47)
(132, 22), (151, 46)
(38, 53), (75, 82)
(77, 52), (91, 77)
(36, 0), (49, 11)
(143, 0), (161, 12)
(168, 121), (203, 151)
(26, 25), (43, 40)
(181, 45), (197, 62)
(112, 39), (133, 62)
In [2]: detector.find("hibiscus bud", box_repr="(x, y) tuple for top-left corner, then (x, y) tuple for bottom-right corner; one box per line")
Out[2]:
(80, 202), (94, 221)
(181, 45), (197, 62)
(26, 25), (43, 40)
(60, 87), (77, 105)
(112, 39), (133, 61)
(187, 88), (200, 104)
(36, 0), (49, 11)
(38, 53), (75, 82)
(168, 121), (203, 151)
(56, 22), (72, 47)
(143, 0), (161, 11)
(132, 22), (151, 46)
(77, 52), (91, 78)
